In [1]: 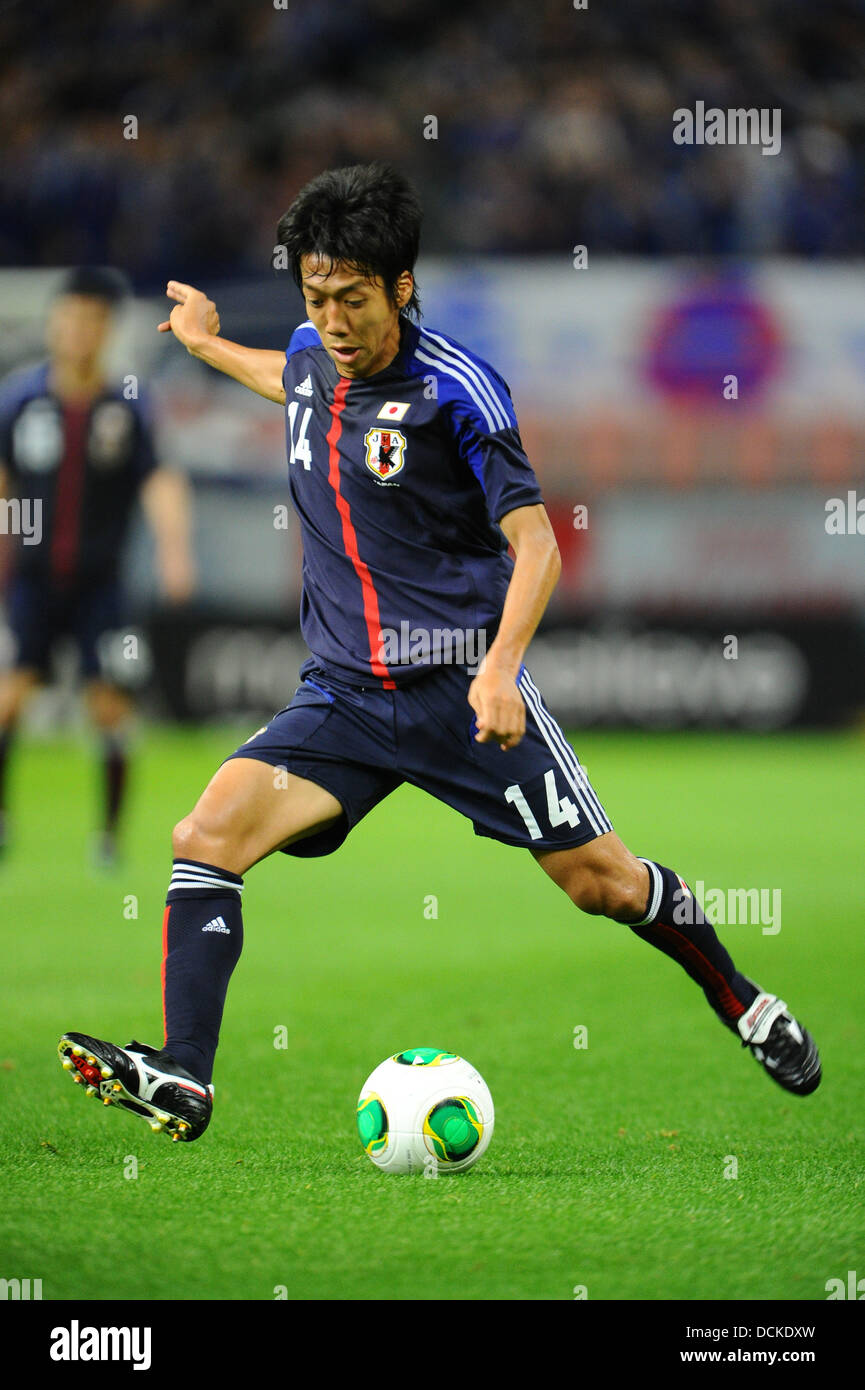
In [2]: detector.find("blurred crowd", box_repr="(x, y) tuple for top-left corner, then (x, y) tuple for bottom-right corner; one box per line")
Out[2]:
(1, 0), (863, 284)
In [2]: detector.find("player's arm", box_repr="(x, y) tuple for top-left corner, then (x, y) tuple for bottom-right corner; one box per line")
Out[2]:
(140, 466), (196, 603)
(468, 502), (561, 750)
(157, 282), (286, 404)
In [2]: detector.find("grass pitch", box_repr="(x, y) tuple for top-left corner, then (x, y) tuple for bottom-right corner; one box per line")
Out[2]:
(0, 725), (862, 1301)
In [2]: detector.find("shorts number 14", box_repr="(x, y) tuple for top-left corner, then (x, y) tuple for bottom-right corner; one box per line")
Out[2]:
(505, 769), (580, 840)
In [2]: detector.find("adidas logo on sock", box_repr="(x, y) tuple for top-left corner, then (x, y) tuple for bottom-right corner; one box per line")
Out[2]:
(294, 375), (314, 396)
(202, 916), (230, 934)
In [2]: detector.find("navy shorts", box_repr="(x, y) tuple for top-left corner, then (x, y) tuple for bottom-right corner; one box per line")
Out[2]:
(6, 573), (125, 681)
(225, 659), (613, 857)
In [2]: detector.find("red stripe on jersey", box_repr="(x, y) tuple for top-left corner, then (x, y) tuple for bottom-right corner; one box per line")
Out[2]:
(325, 377), (396, 689)
(161, 904), (170, 1044)
(649, 920), (746, 1021)
(50, 404), (90, 582)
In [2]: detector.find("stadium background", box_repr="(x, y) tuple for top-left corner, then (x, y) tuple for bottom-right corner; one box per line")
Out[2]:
(2, 0), (864, 730)
(1, 0), (864, 1313)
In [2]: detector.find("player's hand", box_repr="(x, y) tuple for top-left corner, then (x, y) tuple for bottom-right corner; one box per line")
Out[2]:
(467, 663), (526, 751)
(157, 282), (220, 350)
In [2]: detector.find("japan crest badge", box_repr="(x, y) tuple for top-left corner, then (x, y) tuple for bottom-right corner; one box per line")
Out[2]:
(364, 427), (406, 481)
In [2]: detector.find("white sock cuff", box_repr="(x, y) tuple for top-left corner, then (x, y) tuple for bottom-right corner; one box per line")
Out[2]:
(633, 858), (663, 927)
(168, 860), (244, 895)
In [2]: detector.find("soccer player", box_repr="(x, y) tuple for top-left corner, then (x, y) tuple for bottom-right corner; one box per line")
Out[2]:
(58, 166), (820, 1141)
(0, 266), (194, 864)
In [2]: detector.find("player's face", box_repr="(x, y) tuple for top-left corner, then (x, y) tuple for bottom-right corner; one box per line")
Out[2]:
(299, 255), (410, 379)
(48, 295), (113, 367)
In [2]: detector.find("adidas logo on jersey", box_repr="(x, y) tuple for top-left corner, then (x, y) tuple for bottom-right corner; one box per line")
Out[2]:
(295, 375), (314, 396)
(202, 916), (230, 934)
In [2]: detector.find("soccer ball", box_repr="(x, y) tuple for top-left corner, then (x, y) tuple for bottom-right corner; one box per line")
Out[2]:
(356, 1047), (494, 1175)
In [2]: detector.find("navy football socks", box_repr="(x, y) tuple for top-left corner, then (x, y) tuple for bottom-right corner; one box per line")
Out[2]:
(161, 859), (244, 1085)
(631, 860), (759, 1029)
(158, 854), (756, 1085)
(101, 731), (128, 835)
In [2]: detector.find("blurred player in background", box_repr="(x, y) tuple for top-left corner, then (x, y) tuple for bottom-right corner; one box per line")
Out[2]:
(0, 266), (195, 864)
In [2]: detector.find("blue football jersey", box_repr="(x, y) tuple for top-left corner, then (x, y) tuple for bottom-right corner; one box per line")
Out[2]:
(282, 316), (544, 687)
(0, 361), (157, 583)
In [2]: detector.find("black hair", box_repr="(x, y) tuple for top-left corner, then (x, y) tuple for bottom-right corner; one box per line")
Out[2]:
(276, 163), (422, 319)
(56, 266), (130, 306)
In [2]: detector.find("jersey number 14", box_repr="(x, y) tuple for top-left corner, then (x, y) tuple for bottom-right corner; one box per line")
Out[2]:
(287, 403), (313, 470)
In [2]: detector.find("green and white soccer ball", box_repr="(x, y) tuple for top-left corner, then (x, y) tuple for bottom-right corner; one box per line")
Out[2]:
(356, 1047), (494, 1175)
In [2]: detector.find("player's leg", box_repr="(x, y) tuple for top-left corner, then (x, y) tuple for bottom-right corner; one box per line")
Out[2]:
(59, 669), (404, 1139)
(0, 667), (40, 852)
(76, 581), (140, 863)
(399, 661), (820, 1097)
(151, 677), (401, 1108)
(84, 678), (134, 865)
(160, 755), (345, 1080)
(171, 752), (344, 873)
(533, 833), (820, 1094)
(507, 664), (820, 1096)
(1, 573), (55, 854)
(0, 667), (40, 727)
(532, 833), (760, 1023)
(60, 755), (345, 1140)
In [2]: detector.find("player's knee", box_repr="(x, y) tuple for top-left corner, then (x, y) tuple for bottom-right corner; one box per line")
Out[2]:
(0, 670), (39, 725)
(171, 814), (225, 865)
(603, 872), (651, 923)
(571, 875), (635, 919)
(565, 866), (648, 922)
(86, 681), (132, 730)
